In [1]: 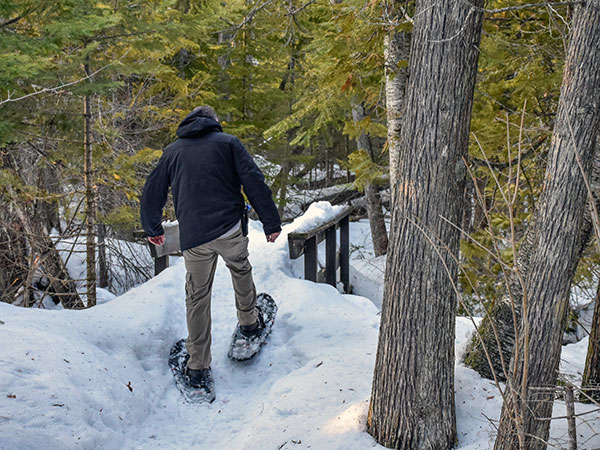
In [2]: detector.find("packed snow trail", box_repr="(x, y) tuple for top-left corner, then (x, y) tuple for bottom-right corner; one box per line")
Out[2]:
(129, 216), (382, 450)
(1, 202), (599, 449)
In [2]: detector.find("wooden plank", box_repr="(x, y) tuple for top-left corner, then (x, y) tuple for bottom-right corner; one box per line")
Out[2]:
(325, 225), (337, 287)
(155, 255), (169, 276)
(288, 230), (327, 259)
(340, 214), (350, 293)
(304, 236), (318, 282)
(288, 238), (305, 260)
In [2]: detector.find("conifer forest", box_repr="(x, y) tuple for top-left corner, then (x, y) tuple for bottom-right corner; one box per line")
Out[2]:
(1, 1), (600, 449)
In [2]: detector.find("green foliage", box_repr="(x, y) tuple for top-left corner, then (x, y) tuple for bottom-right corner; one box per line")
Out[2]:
(343, 117), (387, 142)
(459, 2), (580, 310)
(345, 149), (387, 191)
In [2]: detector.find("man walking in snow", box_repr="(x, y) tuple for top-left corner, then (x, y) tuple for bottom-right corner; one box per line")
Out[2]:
(140, 106), (281, 399)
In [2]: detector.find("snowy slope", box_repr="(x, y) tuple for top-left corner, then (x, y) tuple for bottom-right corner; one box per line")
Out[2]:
(1, 202), (599, 450)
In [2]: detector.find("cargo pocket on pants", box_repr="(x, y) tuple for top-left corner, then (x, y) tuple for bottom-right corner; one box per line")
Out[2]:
(185, 272), (194, 305)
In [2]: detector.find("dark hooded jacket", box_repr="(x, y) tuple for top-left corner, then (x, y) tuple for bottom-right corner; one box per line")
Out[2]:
(140, 110), (281, 251)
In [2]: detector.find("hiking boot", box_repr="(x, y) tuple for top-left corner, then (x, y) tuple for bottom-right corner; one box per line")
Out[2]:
(185, 366), (214, 393)
(240, 307), (265, 339)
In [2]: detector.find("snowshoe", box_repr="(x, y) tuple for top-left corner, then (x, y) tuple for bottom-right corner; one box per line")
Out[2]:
(228, 293), (277, 362)
(169, 339), (216, 403)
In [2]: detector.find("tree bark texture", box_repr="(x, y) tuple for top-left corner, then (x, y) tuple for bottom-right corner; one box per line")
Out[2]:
(367, 2), (484, 449)
(384, 30), (410, 202)
(351, 100), (389, 256)
(494, 4), (600, 449)
(84, 91), (97, 308)
(582, 281), (600, 402)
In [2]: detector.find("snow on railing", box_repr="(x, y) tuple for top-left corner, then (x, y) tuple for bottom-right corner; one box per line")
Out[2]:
(287, 205), (352, 294)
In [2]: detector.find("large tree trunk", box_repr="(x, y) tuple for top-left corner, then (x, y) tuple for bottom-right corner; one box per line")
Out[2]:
(494, 4), (600, 449)
(351, 100), (388, 256)
(367, 2), (484, 448)
(581, 138), (600, 404)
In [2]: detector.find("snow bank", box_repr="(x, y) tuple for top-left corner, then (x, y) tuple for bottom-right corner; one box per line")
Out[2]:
(0, 268), (185, 449)
(347, 219), (385, 308)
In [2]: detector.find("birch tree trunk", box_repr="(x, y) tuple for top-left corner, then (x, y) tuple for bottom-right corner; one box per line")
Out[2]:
(384, 29), (409, 202)
(494, 4), (600, 449)
(367, 2), (484, 448)
(351, 100), (388, 256)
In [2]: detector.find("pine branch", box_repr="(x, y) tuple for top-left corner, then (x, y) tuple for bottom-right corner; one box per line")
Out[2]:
(219, 0), (274, 39)
(0, 52), (128, 107)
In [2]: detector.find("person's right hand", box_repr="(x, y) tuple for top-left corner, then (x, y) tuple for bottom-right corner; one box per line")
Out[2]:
(148, 234), (165, 246)
(266, 231), (281, 243)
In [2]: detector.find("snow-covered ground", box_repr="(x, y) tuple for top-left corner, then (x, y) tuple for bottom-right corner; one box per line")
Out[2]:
(1, 202), (599, 449)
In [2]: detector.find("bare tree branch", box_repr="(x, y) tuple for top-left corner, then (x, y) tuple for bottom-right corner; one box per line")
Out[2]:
(287, 0), (316, 16)
(0, 5), (41, 28)
(480, 1), (585, 14)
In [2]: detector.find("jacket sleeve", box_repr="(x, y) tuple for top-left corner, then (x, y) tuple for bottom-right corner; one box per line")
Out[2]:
(232, 138), (282, 235)
(140, 153), (170, 237)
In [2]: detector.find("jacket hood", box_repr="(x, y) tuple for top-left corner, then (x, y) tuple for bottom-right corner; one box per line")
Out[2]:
(176, 111), (223, 138)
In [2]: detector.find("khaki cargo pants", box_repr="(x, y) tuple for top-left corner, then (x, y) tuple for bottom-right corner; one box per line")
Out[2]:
(183, 227), (258, 370)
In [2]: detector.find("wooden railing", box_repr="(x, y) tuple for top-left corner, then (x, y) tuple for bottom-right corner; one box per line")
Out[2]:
(287, 206), (352, 294)
(147, 207), (353, 295)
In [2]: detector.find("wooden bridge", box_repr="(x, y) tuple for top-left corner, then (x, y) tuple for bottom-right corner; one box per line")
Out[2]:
(148, 206), (352, 294)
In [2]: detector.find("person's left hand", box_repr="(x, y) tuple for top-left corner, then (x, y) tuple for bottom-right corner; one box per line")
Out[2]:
(148, 234), (165, 246)
(266, 231), (281, 243)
